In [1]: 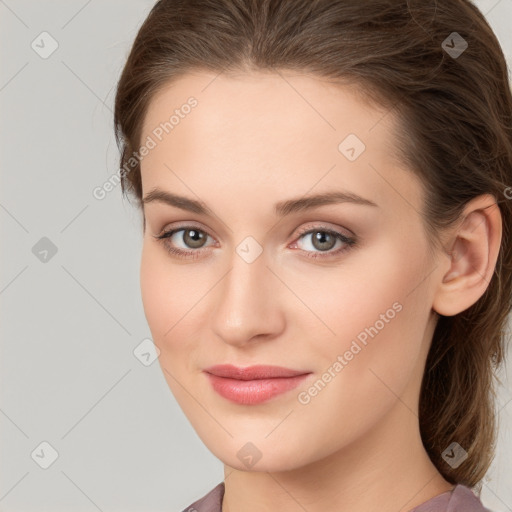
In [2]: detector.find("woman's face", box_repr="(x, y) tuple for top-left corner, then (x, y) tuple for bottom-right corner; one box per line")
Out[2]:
(138, 70), (443, 472)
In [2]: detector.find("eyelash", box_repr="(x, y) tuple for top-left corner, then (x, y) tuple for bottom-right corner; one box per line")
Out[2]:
(153, 223), (357, 261)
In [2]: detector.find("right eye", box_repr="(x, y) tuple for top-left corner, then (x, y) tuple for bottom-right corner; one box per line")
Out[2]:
(153, 226), (216, 259)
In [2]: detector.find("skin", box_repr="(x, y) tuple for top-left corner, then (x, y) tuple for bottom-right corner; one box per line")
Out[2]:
(137, 70), (502, 512)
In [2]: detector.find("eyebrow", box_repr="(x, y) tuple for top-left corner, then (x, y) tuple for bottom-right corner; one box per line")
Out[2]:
(142, 188), (378, 217)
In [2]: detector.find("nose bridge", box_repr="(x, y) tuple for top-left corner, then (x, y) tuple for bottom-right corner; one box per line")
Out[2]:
(211, 241), (283, 345)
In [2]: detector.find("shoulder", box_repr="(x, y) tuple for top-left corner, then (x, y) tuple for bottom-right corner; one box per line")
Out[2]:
(180, 482), (225, 512)
(180, 482), (491, 512)
(445, 485), (493, 512)
(411, 484), (492, 512)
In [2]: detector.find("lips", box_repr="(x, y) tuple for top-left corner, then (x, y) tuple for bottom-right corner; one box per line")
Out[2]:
(203, 364), (312, 405)
(203, 364), (309, 380)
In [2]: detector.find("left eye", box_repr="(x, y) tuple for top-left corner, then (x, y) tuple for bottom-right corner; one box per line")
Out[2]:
(291, 228), (356, 258)
(296, 229), (344, 252)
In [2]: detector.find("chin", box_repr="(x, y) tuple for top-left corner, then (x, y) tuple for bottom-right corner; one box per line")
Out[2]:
(199, 433), (318, 473)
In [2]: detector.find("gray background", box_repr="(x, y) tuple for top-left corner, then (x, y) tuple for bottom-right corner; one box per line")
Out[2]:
(0, 1), (511, 511)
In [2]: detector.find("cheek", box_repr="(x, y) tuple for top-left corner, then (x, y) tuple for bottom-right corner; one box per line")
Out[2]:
(139, 243), (200, 404)
(288, 238), (426, 351)
(140, 242), (191, 347)
(140, 245), (168, 340)
(296, 238), (431, 402)
(140, 240), (214, 366)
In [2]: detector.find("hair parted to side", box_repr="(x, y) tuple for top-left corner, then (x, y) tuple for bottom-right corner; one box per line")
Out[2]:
(114, 0), (512, 490)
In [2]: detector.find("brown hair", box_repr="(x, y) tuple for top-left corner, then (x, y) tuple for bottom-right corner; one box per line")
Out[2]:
(114, 0), (512, 489)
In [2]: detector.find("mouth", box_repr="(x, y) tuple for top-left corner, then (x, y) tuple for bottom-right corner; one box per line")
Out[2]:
(203, 364), (312, 405)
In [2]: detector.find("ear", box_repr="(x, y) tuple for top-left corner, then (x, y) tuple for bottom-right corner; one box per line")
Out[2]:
(432, 194), (502, 317)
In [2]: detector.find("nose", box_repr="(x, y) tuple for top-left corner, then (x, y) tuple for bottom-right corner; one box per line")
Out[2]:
(210, 246), (286, 347)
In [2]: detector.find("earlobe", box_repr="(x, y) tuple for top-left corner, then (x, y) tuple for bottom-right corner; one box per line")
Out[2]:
(432, 196), (502, 317)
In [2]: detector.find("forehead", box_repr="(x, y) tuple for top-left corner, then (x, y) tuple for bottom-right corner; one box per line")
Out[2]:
(142, 70), (391, 149)
(139, 70), (423, 217)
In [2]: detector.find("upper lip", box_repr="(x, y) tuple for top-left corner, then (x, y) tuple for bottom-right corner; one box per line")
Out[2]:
(204, 364), (311, 380)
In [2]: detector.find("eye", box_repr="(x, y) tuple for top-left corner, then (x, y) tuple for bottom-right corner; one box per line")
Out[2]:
(291, 225), (357, 259)
(153, 225), (215, 260)
(153, 223), (357, 260)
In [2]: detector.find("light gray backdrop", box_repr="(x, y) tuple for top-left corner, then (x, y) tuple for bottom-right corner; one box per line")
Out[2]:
(1, 1), (511, 511)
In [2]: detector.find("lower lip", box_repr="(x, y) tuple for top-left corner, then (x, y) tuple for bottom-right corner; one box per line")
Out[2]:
(205, 373), (311, 405)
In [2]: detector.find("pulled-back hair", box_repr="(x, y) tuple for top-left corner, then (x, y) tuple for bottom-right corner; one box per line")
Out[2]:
(113, 0), (512, 489)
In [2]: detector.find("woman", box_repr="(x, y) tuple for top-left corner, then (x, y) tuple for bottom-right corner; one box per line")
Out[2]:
(113, 1), (512, 510)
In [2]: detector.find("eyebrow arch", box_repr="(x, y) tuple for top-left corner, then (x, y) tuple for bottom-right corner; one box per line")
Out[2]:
(142, 188), (378, 217)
